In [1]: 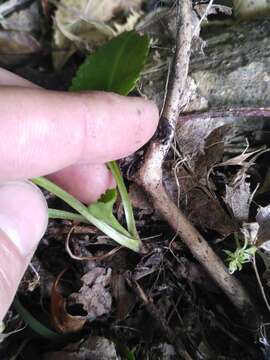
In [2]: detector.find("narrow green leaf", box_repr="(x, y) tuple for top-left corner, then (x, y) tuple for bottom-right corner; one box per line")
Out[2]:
(14, 297), (64, 342)
(107, 161), (138, 238)
(70, 31), (150, 96)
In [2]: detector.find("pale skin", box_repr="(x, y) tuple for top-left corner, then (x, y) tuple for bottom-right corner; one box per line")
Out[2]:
(0, 68), (159, 321)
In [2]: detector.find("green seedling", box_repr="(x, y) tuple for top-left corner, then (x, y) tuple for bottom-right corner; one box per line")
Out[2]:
(224, 235), (257, 274)
(33, 31), (150, 252)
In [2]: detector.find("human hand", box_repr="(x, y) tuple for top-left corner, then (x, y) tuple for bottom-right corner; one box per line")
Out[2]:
(0, 68), (158, 321)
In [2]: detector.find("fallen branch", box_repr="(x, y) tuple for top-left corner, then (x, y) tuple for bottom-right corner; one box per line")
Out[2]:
(135, 0), (257, 321)
(179, 107), (270, 123)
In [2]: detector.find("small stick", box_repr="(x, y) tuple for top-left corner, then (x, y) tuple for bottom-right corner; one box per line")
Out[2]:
(135, 0), (257, 321)
(179, 107), (270, 123)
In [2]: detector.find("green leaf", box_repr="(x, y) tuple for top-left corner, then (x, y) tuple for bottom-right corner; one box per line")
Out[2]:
(70, 31), (150, 96)
(88, 189), (130, 237)
(224, 242), (257, 274)
(14, 297), (64, 342)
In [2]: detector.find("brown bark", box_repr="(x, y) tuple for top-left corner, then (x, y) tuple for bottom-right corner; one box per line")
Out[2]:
(191, 17), (270, 109)
(140, 15), (270, 112)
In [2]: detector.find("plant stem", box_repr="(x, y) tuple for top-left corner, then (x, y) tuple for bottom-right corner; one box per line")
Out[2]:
(108, 161), (139, 239)
(48, 209), (88, 223)
(33, 177), (140, 252)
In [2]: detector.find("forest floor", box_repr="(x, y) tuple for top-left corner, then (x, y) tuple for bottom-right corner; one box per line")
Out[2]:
(1, 0), (270, 359)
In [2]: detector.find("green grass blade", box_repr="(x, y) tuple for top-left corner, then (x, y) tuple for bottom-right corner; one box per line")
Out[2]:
(14, 297), (64, 342)
(107, 161), (139, 239)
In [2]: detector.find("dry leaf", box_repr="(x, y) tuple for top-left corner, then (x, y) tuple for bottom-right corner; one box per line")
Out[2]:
(1, 2), (41, 32)
(194, 3), (232, 18)
(224, 177), (252, 223)
(51, 270), (86, 334)
(68, 267), (112, 321)
(180, 176), (235, 236)
(176, 122), (232, 168)
(256, 205), (270, 250)
(0, 30), (40, 67)
(114, 10), (142, 34)
(111, 273), (135, 321)
(53, 0), (143, 69)
(133, 250), (163, 280)
(173, 125), (235, 236)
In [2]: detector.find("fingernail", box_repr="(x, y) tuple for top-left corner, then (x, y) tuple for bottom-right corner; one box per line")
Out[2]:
(0, 181), (48, 257)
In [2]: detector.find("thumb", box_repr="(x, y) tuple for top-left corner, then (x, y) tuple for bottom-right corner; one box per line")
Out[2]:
(0, 181), (48, 321)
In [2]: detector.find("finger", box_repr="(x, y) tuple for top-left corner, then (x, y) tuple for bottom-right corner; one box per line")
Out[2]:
(0, 68), (38, 88)
(0, 70), (114, 202)
(0, 181), (48, 321)
(0, 87), (159, 181)
(48, 163), (116, 203)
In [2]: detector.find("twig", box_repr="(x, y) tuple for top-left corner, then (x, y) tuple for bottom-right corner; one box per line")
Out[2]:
(179, 107), (270, 123)
(135, 0), (257, 321)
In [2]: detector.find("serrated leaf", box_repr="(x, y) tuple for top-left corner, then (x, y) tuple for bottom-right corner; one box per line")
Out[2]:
(70, 30), (150, 95)
(88, 189), (130, 237)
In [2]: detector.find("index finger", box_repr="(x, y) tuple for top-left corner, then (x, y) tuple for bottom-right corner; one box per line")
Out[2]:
(0, 87), (158, 181)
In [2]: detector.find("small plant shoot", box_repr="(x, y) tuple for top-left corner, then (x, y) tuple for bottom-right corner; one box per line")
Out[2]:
(224, 236), (257, 274)
(33, 31), (150, 252)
